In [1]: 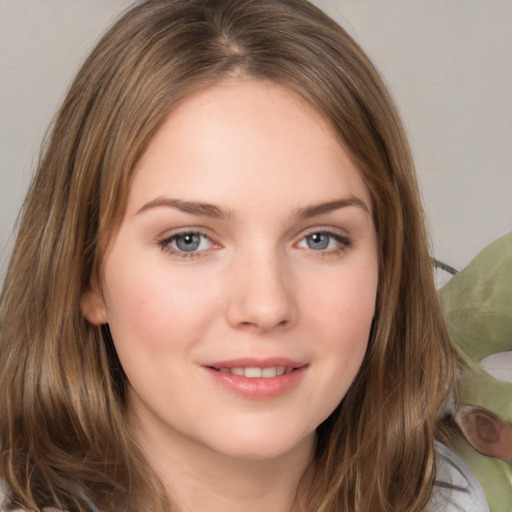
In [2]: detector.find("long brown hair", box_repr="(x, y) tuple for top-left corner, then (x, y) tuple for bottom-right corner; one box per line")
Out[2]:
(0, 1), (454, 510)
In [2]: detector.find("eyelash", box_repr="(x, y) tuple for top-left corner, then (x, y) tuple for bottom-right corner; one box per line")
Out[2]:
(297, 229), (352, 256)
(158, 228), (351, 259)
(158, 230), (215, 259)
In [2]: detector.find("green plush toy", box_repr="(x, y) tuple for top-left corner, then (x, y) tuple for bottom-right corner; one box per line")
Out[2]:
(440, 232), (512, 512)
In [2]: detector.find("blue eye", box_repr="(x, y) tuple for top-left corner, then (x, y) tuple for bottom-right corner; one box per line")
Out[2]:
(161, 232), (213, 254)
(304, 233), (331, 250)
(174, 233), (201, 252)
(297, 231), (350, 252)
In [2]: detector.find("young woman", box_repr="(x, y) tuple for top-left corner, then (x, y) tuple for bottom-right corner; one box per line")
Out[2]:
(0, 0), (487, 510)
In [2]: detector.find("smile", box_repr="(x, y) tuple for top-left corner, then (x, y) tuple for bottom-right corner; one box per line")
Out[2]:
(204, 358), (307, 399)
(214, 366), (295, 378)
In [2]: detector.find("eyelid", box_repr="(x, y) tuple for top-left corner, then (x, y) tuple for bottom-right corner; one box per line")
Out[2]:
(299, 225), (350, 238)
(298, 225), (351, 242)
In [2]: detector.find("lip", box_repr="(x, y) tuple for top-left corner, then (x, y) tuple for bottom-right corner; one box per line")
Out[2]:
(203, 357), (308, 400)
(205, 357), (305, 369)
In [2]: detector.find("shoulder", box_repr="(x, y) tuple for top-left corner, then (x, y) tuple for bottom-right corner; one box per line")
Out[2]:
(428, 442), (490, 512)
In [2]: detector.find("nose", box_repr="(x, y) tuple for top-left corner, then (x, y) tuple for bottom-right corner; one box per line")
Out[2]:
(225, 249), (298, 333)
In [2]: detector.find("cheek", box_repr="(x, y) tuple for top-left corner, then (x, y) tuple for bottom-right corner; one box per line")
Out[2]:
(312, 264), (378, 378)
(304, 260), (377, 391)
(304, 283), (375, 428)
(306, 262), (377, 336)
(103, 256), (221, 355)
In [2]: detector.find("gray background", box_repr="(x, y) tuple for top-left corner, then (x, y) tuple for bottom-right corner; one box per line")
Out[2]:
(1, 0), (511, 284)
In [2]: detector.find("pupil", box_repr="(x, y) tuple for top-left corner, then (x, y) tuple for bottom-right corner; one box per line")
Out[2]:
(307, 233), (329, 250)
(177, 234), (200, 251)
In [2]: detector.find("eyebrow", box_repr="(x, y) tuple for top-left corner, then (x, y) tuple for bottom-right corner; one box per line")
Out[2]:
(136, 197), (230, 218)
(135, 195), (370, 219)
(294, 196), (370, 219)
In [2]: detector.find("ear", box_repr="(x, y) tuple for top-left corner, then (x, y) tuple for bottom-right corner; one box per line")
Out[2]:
(80, 277), (108, 325)
(455, 405), (512, 461)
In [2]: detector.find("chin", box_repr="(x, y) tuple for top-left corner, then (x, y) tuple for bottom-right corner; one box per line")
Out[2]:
(203, 428), (316, 462)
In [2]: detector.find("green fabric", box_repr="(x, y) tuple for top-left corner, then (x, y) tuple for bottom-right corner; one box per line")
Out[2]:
(440, 232), (512, 363)
(439, 232), (512, 512)
(452, 436), (512, 512)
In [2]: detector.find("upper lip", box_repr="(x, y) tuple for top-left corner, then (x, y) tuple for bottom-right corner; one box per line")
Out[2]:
(204, 357), (306, 370)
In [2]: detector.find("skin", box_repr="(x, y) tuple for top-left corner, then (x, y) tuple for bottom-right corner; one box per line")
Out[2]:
(82, 79), (379, 512)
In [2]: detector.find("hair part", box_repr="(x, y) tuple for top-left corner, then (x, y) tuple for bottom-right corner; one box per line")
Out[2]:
(0, 1), (455, 511)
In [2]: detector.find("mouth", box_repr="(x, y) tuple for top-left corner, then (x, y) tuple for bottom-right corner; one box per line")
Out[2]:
(210, 366), (297, 378)
(204, 360), (308, 399)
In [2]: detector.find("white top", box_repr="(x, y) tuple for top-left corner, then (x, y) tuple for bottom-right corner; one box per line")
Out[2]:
(429, 442), (490, 511)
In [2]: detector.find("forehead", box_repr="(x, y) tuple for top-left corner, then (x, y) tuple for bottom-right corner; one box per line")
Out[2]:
(127, 78), (371, 215)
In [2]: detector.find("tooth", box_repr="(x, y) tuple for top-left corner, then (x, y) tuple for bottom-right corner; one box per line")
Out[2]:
(284, 367), (293, 374)
(244, 367), (262, 378)
(276, 367), (285, 376)
(262, 367), (277, 378)
(231, 367), (244, 376)
(219, 368), (230, 373)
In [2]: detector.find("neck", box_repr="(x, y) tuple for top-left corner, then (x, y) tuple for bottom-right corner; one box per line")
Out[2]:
(132, 419), (315, 512)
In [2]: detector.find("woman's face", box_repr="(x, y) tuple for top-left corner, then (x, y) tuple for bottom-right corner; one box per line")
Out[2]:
(82, 79), (378, 462)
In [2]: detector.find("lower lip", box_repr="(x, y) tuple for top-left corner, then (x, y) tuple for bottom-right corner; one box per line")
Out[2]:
(204, 366), (308, 399)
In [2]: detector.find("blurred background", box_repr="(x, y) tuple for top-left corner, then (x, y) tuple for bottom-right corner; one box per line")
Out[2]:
(1, 0), (511, 285)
